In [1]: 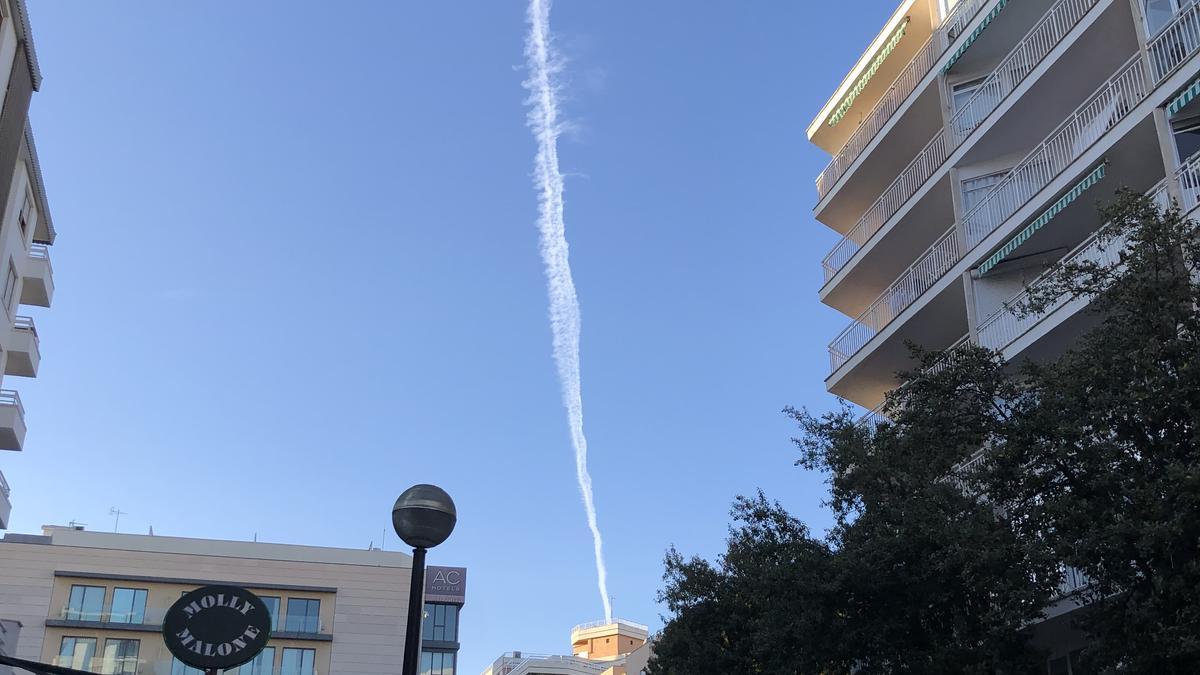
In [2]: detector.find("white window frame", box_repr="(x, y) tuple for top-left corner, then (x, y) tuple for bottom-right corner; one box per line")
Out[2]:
(1, 259), (17, 317)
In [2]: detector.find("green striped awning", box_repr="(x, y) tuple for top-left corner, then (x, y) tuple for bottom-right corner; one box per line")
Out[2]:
(828, 18), (912, 127)
(977, 162), (1106, 276)
(943, 0), (1009, 73)
(1167, 76), (1200, 115)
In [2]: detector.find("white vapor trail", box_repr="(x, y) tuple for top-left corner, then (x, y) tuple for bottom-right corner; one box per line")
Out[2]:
(523, 0), (613, 622)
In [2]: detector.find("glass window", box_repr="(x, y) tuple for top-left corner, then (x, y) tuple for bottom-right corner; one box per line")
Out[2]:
(961, 171), (1006, 215)
(259, 596), (280, 630)
(66, 585), (106, 621)
(171, 658), (205, 675)
(284, 598), (320, 633)
(2, 260), (17, 315)
(109, 588), (147, 624)
(18, 189), (33, 239)
(102, 639), (139, 675)
(58, 637), (97, 671)
(939, 0), (962, 20)
(420, 651), (455, 675)
(422, 604), (459, 642)
(280, 648), (315, 675)
(232, 646), (274, 675)
(1144, 0), (1182, 36)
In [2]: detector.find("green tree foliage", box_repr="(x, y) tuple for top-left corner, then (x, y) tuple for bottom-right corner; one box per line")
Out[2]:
(648, 190), (1200, 673)
(987, 190), (1200, 672)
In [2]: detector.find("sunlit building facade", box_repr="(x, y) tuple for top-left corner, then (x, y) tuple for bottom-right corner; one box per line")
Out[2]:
(808, 0), (1200, 670)
(0, 0), (57, 532)
(482, 619), (649, 675)
(0, 526), (466, 675)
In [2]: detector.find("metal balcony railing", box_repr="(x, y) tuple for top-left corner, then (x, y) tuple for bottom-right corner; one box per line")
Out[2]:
(59, 606), (169, 625)
(977, 177), (1173, 352)
(13, 315), (36, 335)
(815, 0), (994, 199)
(830, 224), (963, 371)
(29, 243), (49, 261)
(52, 656), (147, 675)
(948, 0), (1101, 142)
(0, 389), (24, 417)
(1148, 0), (1200, 82)
(822, 0), (1103, 282)
(1178, 148), (1200, 212)
(571, 617), (650, 634)
(963, 54), (1150, 248)
(854, 333), (971, 429)
(0, 468), (10, 498)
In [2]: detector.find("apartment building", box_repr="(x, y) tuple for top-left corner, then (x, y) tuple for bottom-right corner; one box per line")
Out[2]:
(0, 0), (58, 531)
(808, 0), (1200, 669)
(481, 619), (649, 675)
(0, 526), (467, 675)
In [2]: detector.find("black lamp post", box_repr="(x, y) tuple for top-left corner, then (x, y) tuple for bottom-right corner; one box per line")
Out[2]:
(392, 484), (457, 675)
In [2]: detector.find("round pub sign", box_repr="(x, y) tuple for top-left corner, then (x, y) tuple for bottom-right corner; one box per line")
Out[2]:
(163, 585), (272, 671)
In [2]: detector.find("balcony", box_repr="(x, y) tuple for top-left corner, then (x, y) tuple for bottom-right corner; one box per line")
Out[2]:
(814, 0), (997, 203)
(6, 315), (40, 377)
(0, 390), (25, 451)
(55, 606), (169, 626)
(821, 0), (1113, 291)
(21, 244), (53, 308)
(1148, 0), (1200, 83)
(52, 656), (148, 675)
(977, 177), (1173, 357)
(0, 468), (11, 529)
(827, 51), (1158, 406)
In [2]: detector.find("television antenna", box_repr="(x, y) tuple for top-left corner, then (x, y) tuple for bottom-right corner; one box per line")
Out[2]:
(109, 507), (127, 533)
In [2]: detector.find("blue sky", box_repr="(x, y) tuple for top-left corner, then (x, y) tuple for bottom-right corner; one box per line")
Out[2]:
(10, 1), (895, 671)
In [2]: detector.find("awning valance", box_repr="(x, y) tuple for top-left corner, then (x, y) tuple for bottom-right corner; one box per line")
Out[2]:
(828, 17), (912, 127)
(943, 0), (1009, 73)
(977, 162), (1106, 276)
(1167, 76), (1200, 116)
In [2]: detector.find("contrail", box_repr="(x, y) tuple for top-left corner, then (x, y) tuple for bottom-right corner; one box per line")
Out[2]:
(523, 0), (613, 622)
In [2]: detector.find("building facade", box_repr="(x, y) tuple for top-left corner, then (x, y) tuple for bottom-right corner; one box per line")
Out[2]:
(808, 0), (1200, 670)
(0, 0), (58, 531)
(0, 526), (465, 675)
(482, 619), (648, 675)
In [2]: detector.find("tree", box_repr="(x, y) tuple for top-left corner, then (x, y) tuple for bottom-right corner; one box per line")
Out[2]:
(650, 190), (1200, 672)
(985, 189), (1200, 672)
(647, 493), (841, 674)
(650, 346), (1056, 674)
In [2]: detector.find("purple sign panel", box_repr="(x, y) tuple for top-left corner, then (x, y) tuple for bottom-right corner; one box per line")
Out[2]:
(425, 566), (466, 604)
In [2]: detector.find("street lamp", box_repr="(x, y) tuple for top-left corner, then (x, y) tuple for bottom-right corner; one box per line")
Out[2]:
(392, 484), (457, 675)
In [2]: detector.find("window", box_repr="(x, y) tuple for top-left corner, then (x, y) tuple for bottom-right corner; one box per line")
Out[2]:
(2, 260), (17, 316)
(234, 646), (274, 675)
(939, 0), (962, 20)
(960, 171), (1006, 215)
(284, 598), (320, 633)
(1144, 0), (1183, 36)
(18, 189), (33, 241)
(171, 658), (204, 675)
(58, 637), (97, 671)
(102, 639), (139, 675)
(260, 596), (280, 630)
(66, 585), (106, 621)
(280, 648), (315, 675)
(421, 603), (459, 643)
(420, 651), (456, 675)
(109, 588), (147, 624)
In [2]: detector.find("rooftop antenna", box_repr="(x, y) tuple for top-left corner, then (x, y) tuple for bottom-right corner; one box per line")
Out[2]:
(109, 507), (127, 533)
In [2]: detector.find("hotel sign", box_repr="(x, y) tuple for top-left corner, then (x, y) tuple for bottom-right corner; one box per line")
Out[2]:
(425, 566), (466, 603)
(163, 585), (272, 671)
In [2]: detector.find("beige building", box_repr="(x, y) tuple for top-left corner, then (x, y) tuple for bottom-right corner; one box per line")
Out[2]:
(0, 0), (58, 531)
(808, 0), (1200, 670)
(482, 619), (649, 675)
(0, 526), (466, 675)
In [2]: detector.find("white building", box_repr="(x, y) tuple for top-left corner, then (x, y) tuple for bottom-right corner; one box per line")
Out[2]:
(808, 0), (1200, 670)
(0, 0), (57, 531)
